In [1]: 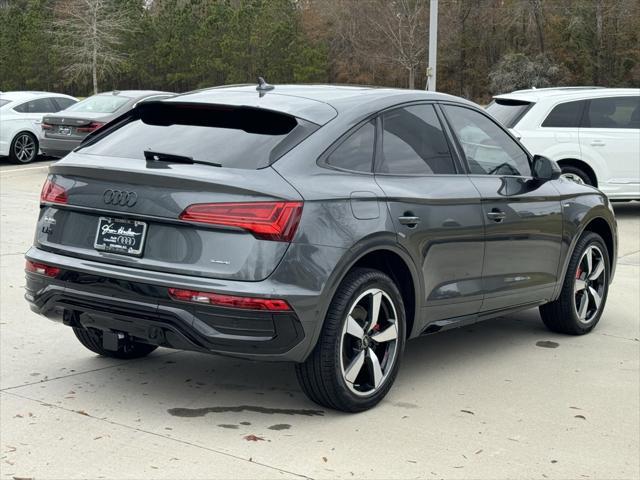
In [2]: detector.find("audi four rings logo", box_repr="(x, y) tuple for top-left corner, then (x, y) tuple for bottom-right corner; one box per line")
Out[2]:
(103, 189), (138, 207)
(117, 236), (136, 246)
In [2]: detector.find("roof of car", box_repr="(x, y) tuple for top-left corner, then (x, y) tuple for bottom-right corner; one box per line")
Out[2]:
(95, 90), (173, 100)
(168, 84), (471, 124)
(0, 91), (77, 103)
(494, 87), (640, 103)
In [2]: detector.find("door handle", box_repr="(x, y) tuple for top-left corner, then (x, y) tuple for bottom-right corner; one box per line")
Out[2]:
(590, 140), (605, 147)
(398, 215), (421, 227)
(486, 209), (506, 222)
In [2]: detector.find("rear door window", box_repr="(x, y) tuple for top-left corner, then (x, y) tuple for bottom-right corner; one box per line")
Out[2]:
(80, 102), (318, 170)
(584, 96), (640, 129)
(377, 104), (456, 175)
(324, 120), (375, 172)
(541, 100), (586, 128)
(13, 97), (57, 113)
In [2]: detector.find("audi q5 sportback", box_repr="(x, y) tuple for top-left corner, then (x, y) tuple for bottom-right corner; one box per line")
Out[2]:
(26, 84), (617, 412)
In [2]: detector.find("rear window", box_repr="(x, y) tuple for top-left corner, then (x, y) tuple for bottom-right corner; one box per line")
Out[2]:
(486, 99), (532, 128)
(66, 95), (130, 114)
(80, 102), (318, 169)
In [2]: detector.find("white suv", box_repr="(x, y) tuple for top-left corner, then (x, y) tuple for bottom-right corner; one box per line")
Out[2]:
(486, 87), (640, 200)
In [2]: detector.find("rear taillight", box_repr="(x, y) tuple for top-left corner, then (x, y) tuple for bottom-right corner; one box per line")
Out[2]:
(168, 288), (291, 311)
(25, 260), (60, 277)
(77, 122), (105, 133)
(40, 178), (68, 204)
(179, 201), (303, 242)
(41, 123), (53, 130)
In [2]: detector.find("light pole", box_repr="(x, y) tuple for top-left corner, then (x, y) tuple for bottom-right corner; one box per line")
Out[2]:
(426, 0), (438, 91)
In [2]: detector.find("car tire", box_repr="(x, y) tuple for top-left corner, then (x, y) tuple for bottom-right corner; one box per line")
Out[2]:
(539, 232), (610, 335)
(295, 268), (406, 412)
(73, 327), (158, 359)
(560, 165), (593, 186)
(9, 132), (38, 164)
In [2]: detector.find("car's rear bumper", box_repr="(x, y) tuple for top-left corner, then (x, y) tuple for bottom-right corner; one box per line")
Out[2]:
(24, 247), (323, 362)
(40, 137), (80, 158)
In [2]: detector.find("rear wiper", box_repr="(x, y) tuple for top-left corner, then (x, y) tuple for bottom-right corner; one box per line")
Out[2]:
(144, 150), (221, 167)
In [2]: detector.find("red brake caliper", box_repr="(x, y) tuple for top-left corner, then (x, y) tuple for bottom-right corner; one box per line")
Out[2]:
(372, 323), (381, 332)
(576, 267), (583, 279)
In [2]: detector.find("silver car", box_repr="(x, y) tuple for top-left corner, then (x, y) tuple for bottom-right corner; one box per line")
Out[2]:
(40, 90), (173, 158)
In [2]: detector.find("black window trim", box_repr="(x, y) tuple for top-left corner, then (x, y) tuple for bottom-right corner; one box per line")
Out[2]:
(539, 99), (588, 129)
(439, 101), (534, 180)
(373, 101), (464, 177)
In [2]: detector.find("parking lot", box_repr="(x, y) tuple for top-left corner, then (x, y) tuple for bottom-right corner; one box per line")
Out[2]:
(1, 161), (638, 479)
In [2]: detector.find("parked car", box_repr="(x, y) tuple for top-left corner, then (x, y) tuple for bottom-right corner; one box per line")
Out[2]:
(26, 84), (617, 412)
(0, 91), (78, 163)
(486, 87), (640, 200)
(40, 90), (173, 158)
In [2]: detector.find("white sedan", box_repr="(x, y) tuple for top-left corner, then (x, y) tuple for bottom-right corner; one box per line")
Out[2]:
(0, 91), (78, 163)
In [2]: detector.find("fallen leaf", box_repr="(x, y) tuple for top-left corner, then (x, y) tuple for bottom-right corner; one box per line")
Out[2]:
(574, 415), (586, 420)
(322, 457), (327, 463)
(243, 434), (265, 442)
(75, 410), (89, 416)
(460, 409), (475, 415)
(475, 449), (483, 455)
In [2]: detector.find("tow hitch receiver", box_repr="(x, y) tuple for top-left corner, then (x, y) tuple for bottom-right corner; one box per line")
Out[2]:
(102, 331), (126, 351)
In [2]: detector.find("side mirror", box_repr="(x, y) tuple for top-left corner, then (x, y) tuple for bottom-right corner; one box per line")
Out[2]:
(532, 155), (561, 181)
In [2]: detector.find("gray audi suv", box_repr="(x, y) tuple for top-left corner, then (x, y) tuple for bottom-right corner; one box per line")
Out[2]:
(25, 83), (617, 412)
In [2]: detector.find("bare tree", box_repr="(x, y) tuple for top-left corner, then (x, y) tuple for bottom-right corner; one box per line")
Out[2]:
(365, 0), (427, 89)
(52, 0), (133, 94)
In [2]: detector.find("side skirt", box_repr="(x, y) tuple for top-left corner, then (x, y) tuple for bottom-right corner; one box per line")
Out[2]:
(418, 300), (547, 336)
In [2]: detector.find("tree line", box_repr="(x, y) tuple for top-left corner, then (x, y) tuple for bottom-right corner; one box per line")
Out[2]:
(1, 0), (638, 103)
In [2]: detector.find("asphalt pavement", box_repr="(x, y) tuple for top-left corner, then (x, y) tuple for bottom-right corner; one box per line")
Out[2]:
(1, 162), (638, 479)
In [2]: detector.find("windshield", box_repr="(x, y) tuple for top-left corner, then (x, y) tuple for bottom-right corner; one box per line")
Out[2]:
(486, 99), (533, 128)
(65, 95), (130, 114)
(79, 103), (318, 169)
